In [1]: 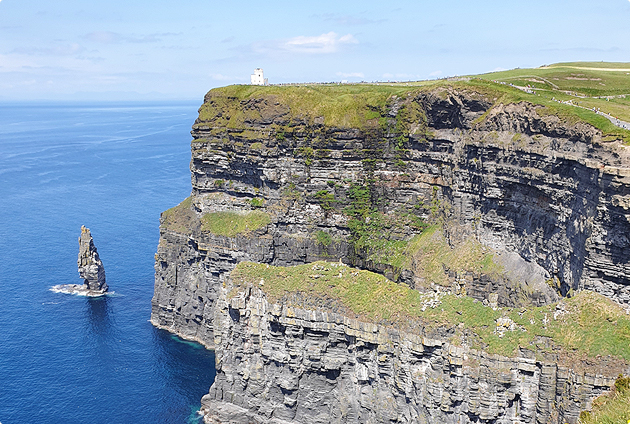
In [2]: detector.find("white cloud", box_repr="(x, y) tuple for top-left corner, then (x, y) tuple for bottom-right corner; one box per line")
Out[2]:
(337, 72), (364, 79)
(429, 70), (442, 77)
(284, 32), (357, 54)
(253, 32), (358, 55)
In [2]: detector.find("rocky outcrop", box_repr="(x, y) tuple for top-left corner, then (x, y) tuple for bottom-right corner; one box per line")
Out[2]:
(78, 225), (107, 292)
(150, 84), (630, 422)
(199, 286), (617, 424)
(152, 87), (630, 342)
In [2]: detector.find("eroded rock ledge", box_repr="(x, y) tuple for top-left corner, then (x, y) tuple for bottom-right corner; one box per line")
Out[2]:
(200, 284), (617, 424)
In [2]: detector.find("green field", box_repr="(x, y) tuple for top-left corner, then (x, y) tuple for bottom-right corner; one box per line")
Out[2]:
(476, 62), (630, 97)
(474, 62), (630, 126)
(199, 83), (419, 129)
(201, 62), (630, 143)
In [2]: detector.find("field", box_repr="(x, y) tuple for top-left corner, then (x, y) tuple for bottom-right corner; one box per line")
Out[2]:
(201, 61), (630, 143)
(474, 62), (630, 126)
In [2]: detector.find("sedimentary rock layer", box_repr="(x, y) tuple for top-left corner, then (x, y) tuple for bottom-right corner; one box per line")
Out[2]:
(151, 86), (630, 343)
(200, 286), (614, 424)
(78, 225), (107, 292)
(150, 84), (630, 423)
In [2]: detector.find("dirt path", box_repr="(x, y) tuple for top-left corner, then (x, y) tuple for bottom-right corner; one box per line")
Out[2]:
(597, 111), (630, 130)
(541, 65), (630, 72)
(557, 99), (630, 130)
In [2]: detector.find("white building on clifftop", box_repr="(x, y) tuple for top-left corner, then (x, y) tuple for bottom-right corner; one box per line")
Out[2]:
(250, 68), (268, 85)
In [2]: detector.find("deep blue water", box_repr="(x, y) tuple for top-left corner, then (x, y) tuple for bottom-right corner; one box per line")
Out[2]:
(0, 102), (216, 423)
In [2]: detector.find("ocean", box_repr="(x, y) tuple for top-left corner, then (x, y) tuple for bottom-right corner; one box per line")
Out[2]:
(0, 102), (216, 423)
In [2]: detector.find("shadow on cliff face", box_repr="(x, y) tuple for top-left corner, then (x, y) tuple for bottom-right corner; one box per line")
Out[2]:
(420, 89), (491, 130)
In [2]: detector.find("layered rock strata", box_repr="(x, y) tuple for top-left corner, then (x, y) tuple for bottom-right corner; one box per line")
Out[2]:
(150, 84), (630, 422)
(199, 285), (616, 424)
(152, 86), (630, 344)
(78, 225), (107, 293)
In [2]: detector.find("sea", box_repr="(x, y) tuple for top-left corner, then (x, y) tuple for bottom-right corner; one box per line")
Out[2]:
(0, 101), (216, 423)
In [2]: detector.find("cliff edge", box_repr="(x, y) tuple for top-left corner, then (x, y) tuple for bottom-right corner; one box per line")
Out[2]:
(151, 79), (630, 423)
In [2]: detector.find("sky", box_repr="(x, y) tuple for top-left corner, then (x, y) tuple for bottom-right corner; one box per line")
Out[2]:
(1, 0), (629, 101)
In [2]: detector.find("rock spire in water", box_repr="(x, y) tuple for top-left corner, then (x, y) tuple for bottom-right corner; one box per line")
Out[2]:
(78, 225), (107, 293)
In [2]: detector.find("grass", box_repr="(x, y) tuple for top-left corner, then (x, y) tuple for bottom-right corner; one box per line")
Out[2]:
(407, 225), (503, 287)
(230, 261), (630, 360)
(473, 62), (630, 138)
(199, 84), (417, 129)
(342, 181), (429, 270)
(199, 69), (630, 143)
(161, 197), (195, 233)
(314, 230), (332, 247)
(579, 375), (630, 424)
(200, 210), (270, 237)
(465, 78), (630, 142)
(476, 62), (630, 97)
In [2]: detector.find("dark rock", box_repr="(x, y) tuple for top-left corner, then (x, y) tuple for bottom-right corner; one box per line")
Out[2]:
(198, 287), (619, 424)
(78, 225), (107, 293)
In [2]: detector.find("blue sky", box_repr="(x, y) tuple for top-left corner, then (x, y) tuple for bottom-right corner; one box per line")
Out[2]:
(1, 0), (629, 101)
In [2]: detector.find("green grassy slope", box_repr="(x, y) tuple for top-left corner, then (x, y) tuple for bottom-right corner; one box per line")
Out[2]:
(201, 62), (630, 142)
(475, 62), (630, 125)
(579, 375), (630, 424)
(231, 261), (630, 361)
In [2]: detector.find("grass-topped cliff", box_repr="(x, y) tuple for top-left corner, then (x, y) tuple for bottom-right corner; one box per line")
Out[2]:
(231, 260), (630, 369)
(197, 61), (630, 143)
(580, 375), (630, 424)
(154, 62), (630, 424)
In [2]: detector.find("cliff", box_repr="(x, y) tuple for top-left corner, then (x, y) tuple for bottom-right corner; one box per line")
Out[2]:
(200, 272), (623, 424)
(150, 80), (630, 422)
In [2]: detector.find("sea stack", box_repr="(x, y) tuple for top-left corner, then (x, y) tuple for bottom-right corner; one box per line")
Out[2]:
(78, 225), (107, 293)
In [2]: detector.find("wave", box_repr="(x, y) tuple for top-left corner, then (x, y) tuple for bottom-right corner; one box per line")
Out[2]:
(50, 284), (114, 298)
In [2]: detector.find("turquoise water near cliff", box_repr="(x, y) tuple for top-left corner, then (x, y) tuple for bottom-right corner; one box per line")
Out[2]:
(0, 102), (216, 423)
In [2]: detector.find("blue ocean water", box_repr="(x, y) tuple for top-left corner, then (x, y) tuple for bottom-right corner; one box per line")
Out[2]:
(0, 102), (216, 423)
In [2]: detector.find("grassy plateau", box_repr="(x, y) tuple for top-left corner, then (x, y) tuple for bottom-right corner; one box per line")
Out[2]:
(230, 260), (630, 361)
(201, 210), (270, 237)
(199, 61), (630, 143)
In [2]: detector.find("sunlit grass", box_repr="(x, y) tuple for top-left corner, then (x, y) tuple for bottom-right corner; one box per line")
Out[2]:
(199, 62), (630, 143)
(579, 375), (630, 424)
(201, 210), (270, 237)
(230, 261), (630, 359)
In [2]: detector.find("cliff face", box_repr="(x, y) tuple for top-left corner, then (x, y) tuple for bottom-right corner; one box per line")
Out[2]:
(150, 83), (630, 421)
(200, 286), (615, 424)
(151, 86), (630, 340)
(78, 225), (107, 292)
